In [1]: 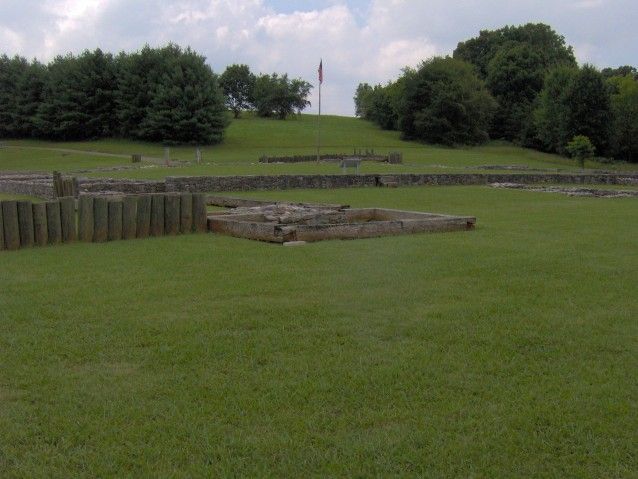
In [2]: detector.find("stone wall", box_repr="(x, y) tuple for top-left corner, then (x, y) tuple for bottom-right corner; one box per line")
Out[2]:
(166, 173), (638, 193)
(0, 175), (55, 199)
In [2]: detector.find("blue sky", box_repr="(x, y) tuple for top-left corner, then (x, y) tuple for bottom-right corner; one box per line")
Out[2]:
(1, 0), (636, 115)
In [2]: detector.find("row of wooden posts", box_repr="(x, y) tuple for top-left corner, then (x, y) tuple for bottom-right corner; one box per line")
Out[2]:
(0, 193), (208, 251)
(52, 171), (79, 198)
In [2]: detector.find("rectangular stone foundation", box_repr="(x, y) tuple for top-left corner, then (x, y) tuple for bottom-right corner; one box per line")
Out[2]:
(208, 208), (475, 243)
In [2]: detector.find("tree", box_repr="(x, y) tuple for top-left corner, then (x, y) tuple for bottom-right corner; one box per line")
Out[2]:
(534, 65), (612, 155)
(0, 55), (29, 138)
(13, 60), (46, 137)
(608, 75), (638, 162)
(565, 135), (595, 168)
(354, 83), (373, 118)
(454, 23), (576, 142)
(397, 57), (496, 145)
(252, 73), (312, 120)
(602, 66), (637, 80)
(134, 45), (228, 144)
(219, 64), (255, 118)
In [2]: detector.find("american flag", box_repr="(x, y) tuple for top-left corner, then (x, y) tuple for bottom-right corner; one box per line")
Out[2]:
(318, 59), (323, 84)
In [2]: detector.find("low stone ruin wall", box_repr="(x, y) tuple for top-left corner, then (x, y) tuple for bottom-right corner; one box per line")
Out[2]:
(259, 152), (402, 164)
(166, 172), (638, 193)
(0, 174), (56, 199)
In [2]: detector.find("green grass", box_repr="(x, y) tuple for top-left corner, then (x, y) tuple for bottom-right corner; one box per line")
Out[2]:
(5, 115), (636, 178)
(1, 186), (636, 477)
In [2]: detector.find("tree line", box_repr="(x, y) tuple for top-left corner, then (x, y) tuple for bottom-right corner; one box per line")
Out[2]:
(355, 23), (638, 163)
(0, 45), (313, 144)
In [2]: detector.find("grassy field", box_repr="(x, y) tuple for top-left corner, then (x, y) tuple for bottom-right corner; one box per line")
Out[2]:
(1, 185), (636, 477)
(4, 114), (636, 178)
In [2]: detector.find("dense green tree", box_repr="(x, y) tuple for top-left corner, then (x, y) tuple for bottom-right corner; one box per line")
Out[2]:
(534, 65), (611, 155)
(566, 135), (595, 168)
(454, 23), (576, 141)
(353, 83), (373, 118)
(13, 60), (46, 137)
(398, 57), (496, 145)
(0, 55), (29, 138)
(219, 64), (255, 118)
(608, 75), (638, 162)
(602, 65), (637, 80)
(252, 73), (312, 120)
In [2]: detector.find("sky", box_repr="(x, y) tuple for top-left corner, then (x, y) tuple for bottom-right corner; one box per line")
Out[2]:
(1, 0), (636, 115)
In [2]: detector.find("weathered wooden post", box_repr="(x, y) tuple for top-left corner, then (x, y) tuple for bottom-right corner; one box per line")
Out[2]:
(1, 201), (20, 250)
(164, 193), (180, 235)
(179, 193), (193, 234)
(196, 147), (202, 164)
(108, 199), (123, 241)
(192, 193), (207, 233)
(53, 171), (63, 198)
(59, 197), (77, 243)
(93, 197), (108, 242)
(122, 195), (138, 240)
(17, 201), (34, 248)
(136, 195), (152, 239)
(32, 203), (48, 247)
(78, 196), (94, 242)
(131, 154), (142, 163)
(0, 201), (4, 250)
(150, 194), (165, 236)
(45, 201), (62, 245)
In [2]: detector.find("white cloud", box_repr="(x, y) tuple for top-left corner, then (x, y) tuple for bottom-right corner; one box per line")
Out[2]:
(0, 0), (636, 115)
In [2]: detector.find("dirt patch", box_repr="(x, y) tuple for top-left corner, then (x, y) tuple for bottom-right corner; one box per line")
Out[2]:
(489, 183), (638, 198)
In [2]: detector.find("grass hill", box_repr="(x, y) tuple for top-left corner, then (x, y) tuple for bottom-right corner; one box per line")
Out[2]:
(4, 114), (635, 178)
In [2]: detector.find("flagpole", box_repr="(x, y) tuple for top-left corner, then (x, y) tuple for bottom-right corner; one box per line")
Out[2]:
(316, 80), (321, 162)
(316, 59), (322, 162)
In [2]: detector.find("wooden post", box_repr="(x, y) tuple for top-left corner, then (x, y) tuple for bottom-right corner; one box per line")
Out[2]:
(131, 154), (142, 163)
(32, 203), (48, 247)
(192, 193), (207, 233)
(62, 178), (72, 197)
(78, 196), (94, 242)
(179, 193), (193, 234)
(108, 200), (123, 241)
(122, 195), (138, 240)
(150, 194), (165, 236)
(72, 177), (80, 198)
(0, 201), (4, 250)
(164, 193), (180, 235)
(59, 197), (77, 243)
(136, 195), (152, 239)
(53, 171), (62, 198)
(1, 201), (20, 250)
(17, 201), (34, 248)
(46, 201), (62, 245)
(93, 197), (108, 242)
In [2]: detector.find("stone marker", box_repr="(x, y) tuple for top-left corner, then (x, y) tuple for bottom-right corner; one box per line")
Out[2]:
(2, 201), (20, 250)
(179, 193), (193, 234)
(164, 193), (180, 235)
(150, 194), (165, 236)
(59, 197), (77, 243)
(136, 195), (152, 239)
(108, 200), (123, 241)
(17, 201), (34, 248)
(192, 193), (207, 233)
(78, 196), (94, 242)
(93, 197), (108, 242)
(122, 195), (138, 240)
(45, 201), (62, 245)
(32, 203), (48, 247)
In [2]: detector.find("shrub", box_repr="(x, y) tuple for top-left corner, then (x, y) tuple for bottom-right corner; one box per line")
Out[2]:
(565, 135), (595, 168)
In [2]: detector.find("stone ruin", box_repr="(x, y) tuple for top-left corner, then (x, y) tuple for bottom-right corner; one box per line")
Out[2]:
(207, 198), (476, 244)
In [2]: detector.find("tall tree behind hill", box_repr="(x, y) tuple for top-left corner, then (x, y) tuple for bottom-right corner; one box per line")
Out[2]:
(219, 64), (255, 118)
(454, 23), (576, 142)
(398, 57), (496, 145)
(118, 44), (227, 144)
(0, 55), (30, 138)
(13, 60), (46, 137)
(252, 73), (312, 120)
(35, 50), (118, 140)
(534, 64), (611, 155)
(608, 75), (638, 162)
